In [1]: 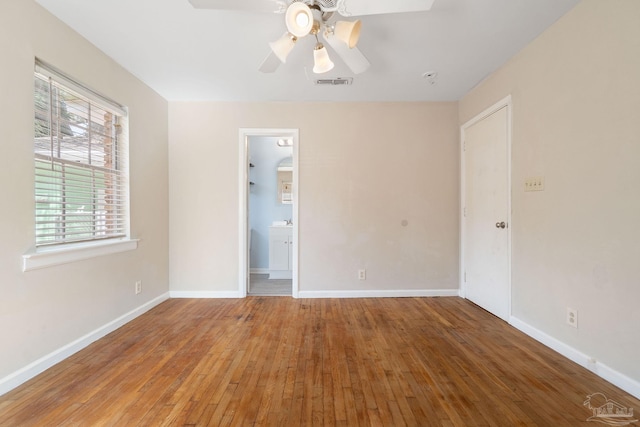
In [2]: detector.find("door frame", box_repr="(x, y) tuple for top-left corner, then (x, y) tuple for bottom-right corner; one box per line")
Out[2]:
(238, 128), (299, 298)
(459, 95), (512, 319)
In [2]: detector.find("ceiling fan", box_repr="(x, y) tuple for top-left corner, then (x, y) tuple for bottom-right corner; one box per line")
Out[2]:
(188, 0), (435, 75)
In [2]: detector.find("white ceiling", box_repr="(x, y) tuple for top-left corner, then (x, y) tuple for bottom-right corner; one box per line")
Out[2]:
(35, 0), (580, 102)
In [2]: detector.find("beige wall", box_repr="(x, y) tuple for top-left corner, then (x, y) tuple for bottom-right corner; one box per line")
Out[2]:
(460, 0), (640, 382)
(169, 102), (460, 294)
(8, 0), (636, 401)
(0, 0), (169, 383)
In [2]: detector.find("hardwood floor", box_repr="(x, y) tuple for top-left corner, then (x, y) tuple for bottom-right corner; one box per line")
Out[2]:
(0, 297), (637, 426)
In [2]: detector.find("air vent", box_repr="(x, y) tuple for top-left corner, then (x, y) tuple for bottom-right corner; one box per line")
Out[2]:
(316, 0), (338, 10)
(314, 77), (353, 86)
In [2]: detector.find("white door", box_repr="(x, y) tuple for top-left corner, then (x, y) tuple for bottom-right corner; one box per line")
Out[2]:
(463, 104), (510, 321)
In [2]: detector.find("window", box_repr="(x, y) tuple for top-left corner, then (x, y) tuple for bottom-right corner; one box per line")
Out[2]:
(33, 60), (129, 248)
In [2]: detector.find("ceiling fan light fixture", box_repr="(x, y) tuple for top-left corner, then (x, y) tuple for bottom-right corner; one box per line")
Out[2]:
(334, 19), (362, 48)
(269, 32), (297, 63)
(285, 2), (314, 37)
(312, 43), (334, 74)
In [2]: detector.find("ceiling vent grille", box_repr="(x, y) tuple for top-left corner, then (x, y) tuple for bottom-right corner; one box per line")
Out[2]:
(314, 77), (353, 86)
(314, 0), (339, 11)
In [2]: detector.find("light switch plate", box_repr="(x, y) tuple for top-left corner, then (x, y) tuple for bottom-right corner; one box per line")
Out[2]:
(525, 176), (545, 192)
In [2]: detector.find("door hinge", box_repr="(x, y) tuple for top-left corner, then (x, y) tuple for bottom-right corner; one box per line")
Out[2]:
(463, 207), (466, 217)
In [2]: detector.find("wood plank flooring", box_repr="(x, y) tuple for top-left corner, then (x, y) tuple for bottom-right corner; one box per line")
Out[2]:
(0, 297), (638, 426)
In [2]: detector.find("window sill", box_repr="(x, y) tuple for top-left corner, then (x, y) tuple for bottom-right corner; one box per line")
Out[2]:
(22, 239), (139, 272)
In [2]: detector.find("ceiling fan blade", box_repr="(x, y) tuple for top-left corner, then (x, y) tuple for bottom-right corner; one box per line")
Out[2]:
(259, 51), (282, 73)
(188, 0), (283, 13)
(322, 31), (370, 74)
(338, 0), (434, 16)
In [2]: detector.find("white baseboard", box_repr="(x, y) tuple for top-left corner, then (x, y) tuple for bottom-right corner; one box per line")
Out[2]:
(170, 291), (241, 299)
(510, 316), (640, 400)
(297, 289), (460, 299)
(170, 289), (459, 299)
(0, 292), (170, 397)
(250, 268), (269, 275)
(268, 271), (292, 280)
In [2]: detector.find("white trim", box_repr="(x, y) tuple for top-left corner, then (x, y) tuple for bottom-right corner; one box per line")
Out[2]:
(22, 238), (139, 272)
(239, 132), (249, 299)
(170, 291), (242, 299)
(239, 128), (300, 300)
(460, 95), (513, 321)
(510, 316), (640, 400)
(291, 135), (299, 298)
(297, 289), (460, 299)
(268, 270), (292, 279)
(0, 292), (169, 397)
(250, 268), (270, 274)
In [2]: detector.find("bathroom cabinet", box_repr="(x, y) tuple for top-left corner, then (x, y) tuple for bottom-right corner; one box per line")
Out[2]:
(269, 226), (293, 279)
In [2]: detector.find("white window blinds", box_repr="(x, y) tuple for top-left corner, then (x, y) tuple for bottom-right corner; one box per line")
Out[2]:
(33, 60), (129, 247)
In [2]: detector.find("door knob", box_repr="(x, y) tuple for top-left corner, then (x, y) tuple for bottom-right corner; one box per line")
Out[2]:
(495, 221), (506, 229)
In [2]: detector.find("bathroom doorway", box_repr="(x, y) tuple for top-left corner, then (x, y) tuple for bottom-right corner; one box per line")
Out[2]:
(238, 129), (299, 298)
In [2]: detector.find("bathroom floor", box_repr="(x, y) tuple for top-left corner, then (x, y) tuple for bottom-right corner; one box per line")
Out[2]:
(248, 274), (292, 296)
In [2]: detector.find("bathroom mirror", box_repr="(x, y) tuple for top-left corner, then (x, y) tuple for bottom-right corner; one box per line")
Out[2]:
(277, 157), (293, 204)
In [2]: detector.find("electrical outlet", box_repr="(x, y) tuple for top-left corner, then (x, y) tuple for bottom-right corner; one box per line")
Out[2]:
(358, 269), (366, 280)
(566, 307), (578, 328)
(135, 281), (142, 295)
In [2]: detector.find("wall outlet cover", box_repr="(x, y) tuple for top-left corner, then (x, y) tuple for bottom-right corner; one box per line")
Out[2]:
(566, 307), (578, 328)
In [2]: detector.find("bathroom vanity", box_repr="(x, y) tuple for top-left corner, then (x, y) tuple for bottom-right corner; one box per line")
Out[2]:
(268, 225), (293, 279)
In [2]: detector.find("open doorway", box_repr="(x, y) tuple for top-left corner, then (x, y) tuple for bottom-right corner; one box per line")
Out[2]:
(238, 129), (299, 298)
